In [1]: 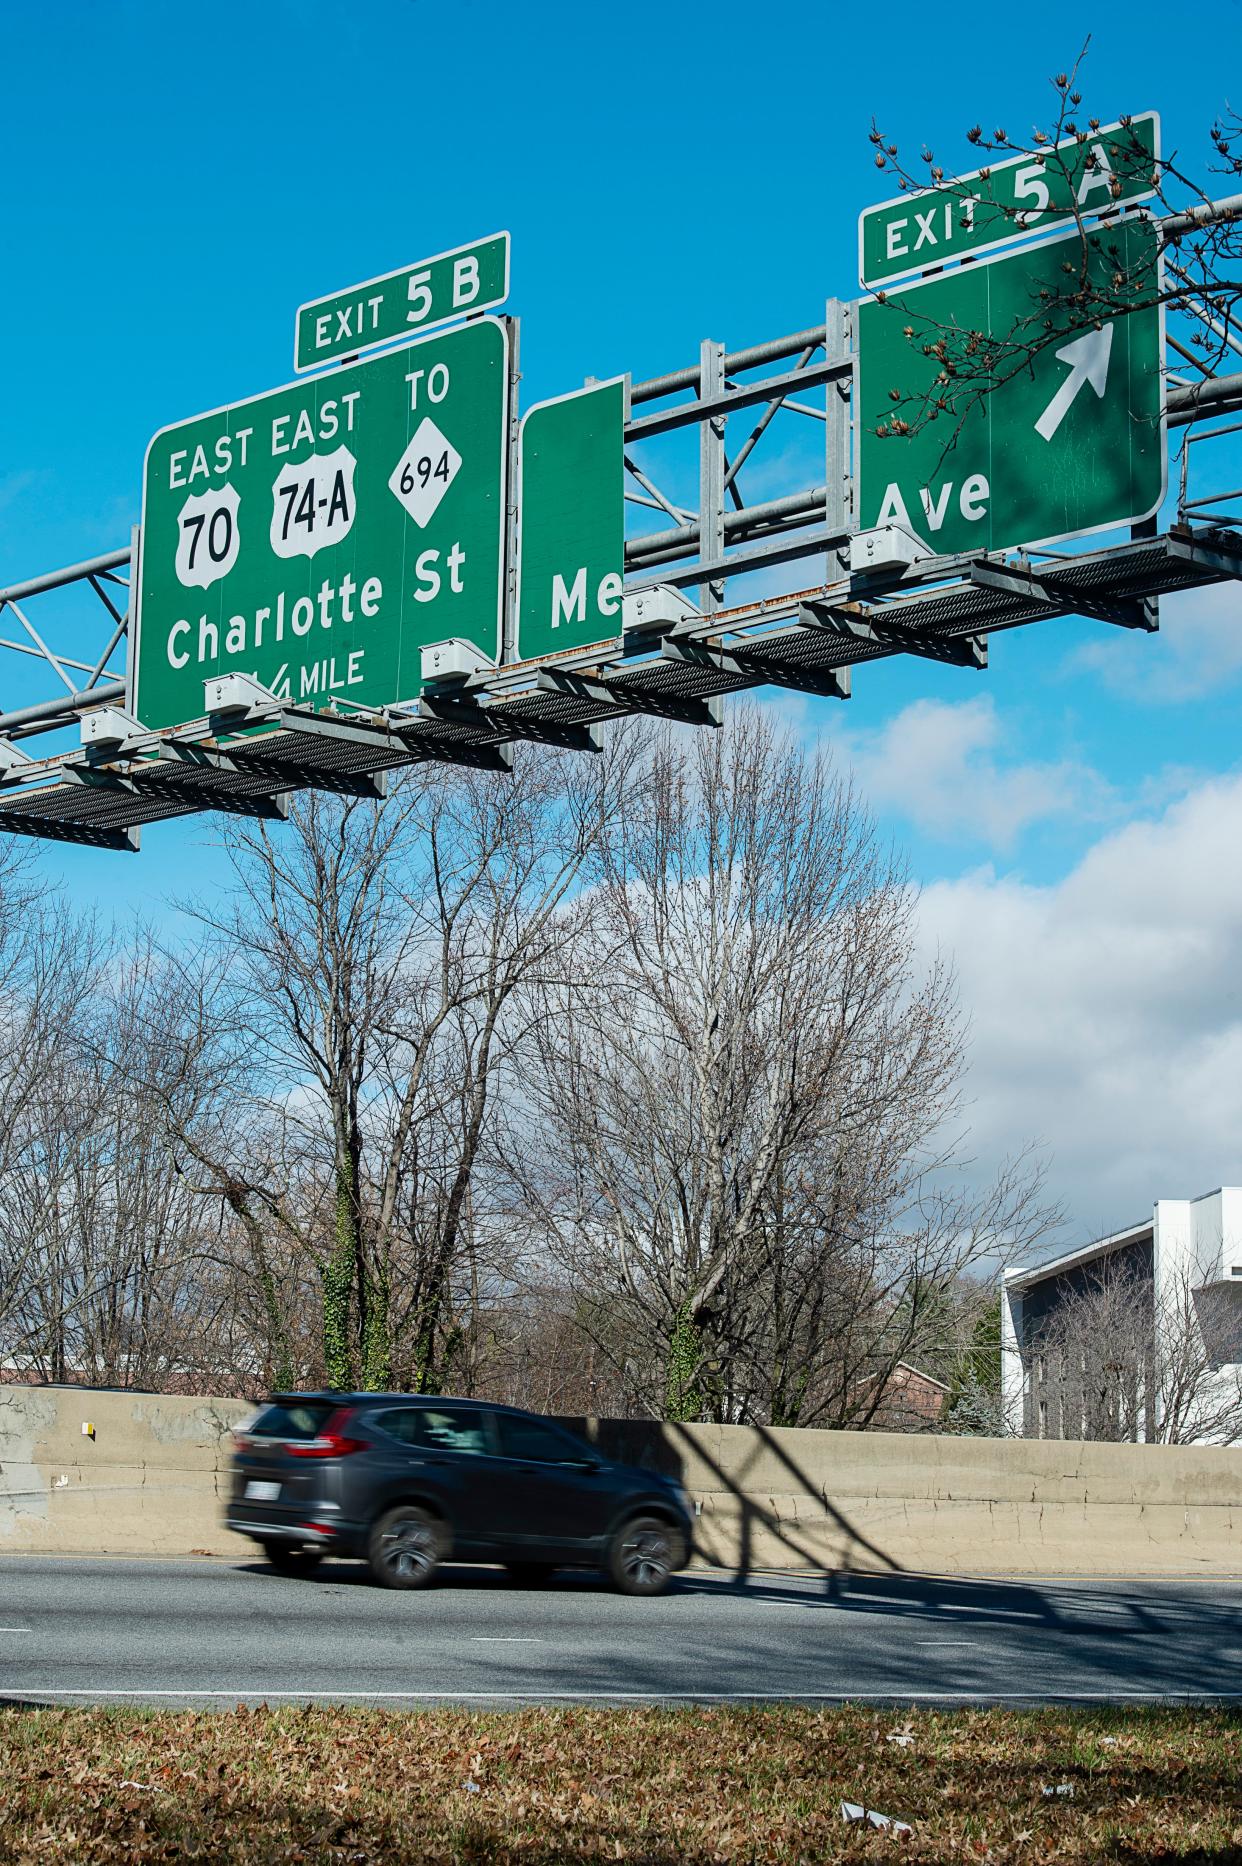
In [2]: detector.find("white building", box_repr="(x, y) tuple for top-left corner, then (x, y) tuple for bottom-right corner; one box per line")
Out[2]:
(1002, 1186), (1242, 1444)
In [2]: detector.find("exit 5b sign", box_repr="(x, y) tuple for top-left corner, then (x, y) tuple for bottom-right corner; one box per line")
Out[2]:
(294, 233), (510, 371)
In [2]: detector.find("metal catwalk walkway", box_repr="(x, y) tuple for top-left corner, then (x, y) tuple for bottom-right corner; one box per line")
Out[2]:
(0, 527), (1235, 851)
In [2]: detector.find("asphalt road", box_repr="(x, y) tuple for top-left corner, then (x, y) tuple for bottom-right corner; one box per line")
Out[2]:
(2, 1556), (1241, 1706)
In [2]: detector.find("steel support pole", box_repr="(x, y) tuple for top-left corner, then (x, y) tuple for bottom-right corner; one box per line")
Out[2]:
(699, 339), (726, 614)
(629, 523), (847, 592)
(1160, 191), (1242, 239)
(124, 522), (140, 712)
(626, 358), (850, 441)
(630, 325), (827, 405)
(1169, 371), (1242, 425)
(824, 297), (851, 580)
(0, 681), (127, 738)
(625, 485), (827, 571)
(502, 318), (521, 664)
(0, 546), (131, 606)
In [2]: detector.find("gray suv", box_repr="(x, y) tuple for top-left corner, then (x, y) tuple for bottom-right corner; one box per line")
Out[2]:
(226, 1393), (693, 1595)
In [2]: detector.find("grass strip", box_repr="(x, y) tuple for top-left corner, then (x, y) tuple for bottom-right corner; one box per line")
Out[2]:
(1, 1704), (1240, 1861)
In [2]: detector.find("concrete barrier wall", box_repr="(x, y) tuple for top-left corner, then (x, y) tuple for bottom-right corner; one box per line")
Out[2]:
(585, 1417), (1242, 1576)
(0, 1386), (252, 1559)
(1, 1385), (1240, 1575)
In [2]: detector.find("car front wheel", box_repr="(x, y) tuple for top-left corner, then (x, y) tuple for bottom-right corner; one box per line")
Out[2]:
(608, 1515), (683, 1596)
(368, 1505), (444, 1590)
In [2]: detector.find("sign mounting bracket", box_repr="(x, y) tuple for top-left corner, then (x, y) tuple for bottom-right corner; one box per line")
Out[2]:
(661, 634), (851, 701)
(535, 665), (724, 729)
(968, 561), (1157, 631)
(798, 599), (987, 669)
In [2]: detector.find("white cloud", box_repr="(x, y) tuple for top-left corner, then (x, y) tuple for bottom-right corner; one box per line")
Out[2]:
(916, 771), (1242, 1246)
(834, 694), (1111, 850)
(1068, 581), (1242, 702)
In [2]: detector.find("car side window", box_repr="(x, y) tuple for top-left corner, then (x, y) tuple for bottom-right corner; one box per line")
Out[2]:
(418, 1408), (489, 1455)
(373, 1408), (423, 1447)
(496, 1413), (587, 1465)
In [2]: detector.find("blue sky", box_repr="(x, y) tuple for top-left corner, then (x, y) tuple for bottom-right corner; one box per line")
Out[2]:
(4, 0), (1242, 1233)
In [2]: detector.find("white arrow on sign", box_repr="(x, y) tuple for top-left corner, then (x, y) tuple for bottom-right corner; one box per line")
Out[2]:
(1034, 323), (1115, 442)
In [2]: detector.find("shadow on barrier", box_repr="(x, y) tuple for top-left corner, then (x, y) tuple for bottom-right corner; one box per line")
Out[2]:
(607, 1418), (898, 1582)
(569, 1414), (903, 1583)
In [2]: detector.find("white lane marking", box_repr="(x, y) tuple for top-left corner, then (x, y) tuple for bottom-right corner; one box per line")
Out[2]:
(472, 1637), (543, 1642)
(0, 1627), (32, 1633)
(748, 1599), (842, 1609)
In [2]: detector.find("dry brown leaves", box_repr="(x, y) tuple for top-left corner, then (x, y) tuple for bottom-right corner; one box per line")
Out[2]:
(0, 1704), (1240, 1863)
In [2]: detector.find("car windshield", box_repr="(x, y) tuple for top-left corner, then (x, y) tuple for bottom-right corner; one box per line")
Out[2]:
(248, 1401), (337, 1441)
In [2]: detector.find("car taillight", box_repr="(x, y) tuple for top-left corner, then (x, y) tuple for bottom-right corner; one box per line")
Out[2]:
(284, 1410), (369, 1458)
(286, 1433), (368, 1458)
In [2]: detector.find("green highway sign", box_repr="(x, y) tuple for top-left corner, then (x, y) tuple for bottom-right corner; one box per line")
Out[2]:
(135, 316), (509, 731)
(293, 232), (509, 372)
(857, 217), (1165, 559)
(859, 113), (1158, 289)
(516, 378), (625, 662)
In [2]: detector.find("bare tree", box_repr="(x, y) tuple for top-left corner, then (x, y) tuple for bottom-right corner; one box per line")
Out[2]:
(1155, 1266), (1242, 1446)
(0, 910), (253, 1391)
(0, 877), (111, 1372)
(1031, 1258), (1242, 1445)
(177, 740), (634, 1394)
(513, 706), (1056, 1425)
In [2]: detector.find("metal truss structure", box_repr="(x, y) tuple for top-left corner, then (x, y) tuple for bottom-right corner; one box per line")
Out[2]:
(3, 195), (1242, 852)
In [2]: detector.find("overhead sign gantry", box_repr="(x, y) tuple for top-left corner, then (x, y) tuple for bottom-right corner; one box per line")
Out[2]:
(0, 113), (1241, 851)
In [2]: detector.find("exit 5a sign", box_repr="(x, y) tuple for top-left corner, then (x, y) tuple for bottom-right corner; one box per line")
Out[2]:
(859, 115), (1159, 288)
(857, 217), (1165, 558)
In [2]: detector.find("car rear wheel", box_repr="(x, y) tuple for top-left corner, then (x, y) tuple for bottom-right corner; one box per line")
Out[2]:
(368, 1505), (443, 1590)
(505, 1561), (557, 1586)
(260, 1542), (324, 1574)
(608, 1515), (683, 1596)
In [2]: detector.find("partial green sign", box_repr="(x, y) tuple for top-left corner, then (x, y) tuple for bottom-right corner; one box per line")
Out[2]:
(857, 217), (1165, 558)
(516, 378), (625, 662)
(859, 113), (1158, 289)
(135, 317), (509, 731)
(293, 232), (509, 372)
